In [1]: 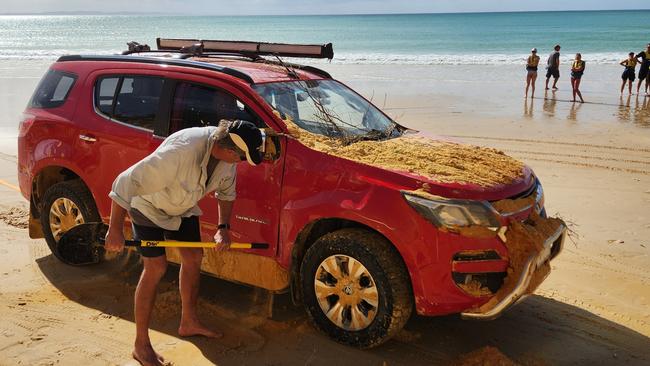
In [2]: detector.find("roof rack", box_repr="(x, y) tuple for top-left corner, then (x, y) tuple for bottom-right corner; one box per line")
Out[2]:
(156, 38), (334, 60)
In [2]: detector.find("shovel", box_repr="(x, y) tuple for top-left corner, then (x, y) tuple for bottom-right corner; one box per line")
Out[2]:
(57, 223), (269, 265)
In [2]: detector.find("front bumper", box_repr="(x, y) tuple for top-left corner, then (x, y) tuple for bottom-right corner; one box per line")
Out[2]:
(460, 223), (567, 320)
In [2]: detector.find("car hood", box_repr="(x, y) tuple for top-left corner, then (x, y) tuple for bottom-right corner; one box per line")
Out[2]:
(334, 131), (535, 201)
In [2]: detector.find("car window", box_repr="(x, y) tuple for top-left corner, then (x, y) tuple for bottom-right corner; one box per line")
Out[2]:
(29, 70), (77, 109)
(95, 77), (119, 115)
(94, 75), (164, 131)
(169, 82), (263, 134)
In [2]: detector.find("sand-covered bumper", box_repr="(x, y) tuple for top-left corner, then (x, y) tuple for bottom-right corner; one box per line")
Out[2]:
(460, 217), (567, 320)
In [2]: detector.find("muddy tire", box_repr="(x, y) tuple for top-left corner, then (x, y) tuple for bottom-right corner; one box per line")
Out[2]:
(300, 228), (413, 348)
(41, 180), (102, 265)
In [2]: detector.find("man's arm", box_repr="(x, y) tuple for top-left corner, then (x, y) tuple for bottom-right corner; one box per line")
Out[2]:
(635, 52), (643, 62)
(105, 200), (128, 252)
(213, 199), (234, 250)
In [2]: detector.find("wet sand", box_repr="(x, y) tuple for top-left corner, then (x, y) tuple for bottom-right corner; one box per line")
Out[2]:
(0, 62), (649, 365)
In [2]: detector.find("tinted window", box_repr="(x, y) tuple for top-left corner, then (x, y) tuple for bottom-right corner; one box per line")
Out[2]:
(169, 82), (262, 134)
(29, 70), (77, 109)
(95, 77), (119, 115)
(95, 76), (164, 131)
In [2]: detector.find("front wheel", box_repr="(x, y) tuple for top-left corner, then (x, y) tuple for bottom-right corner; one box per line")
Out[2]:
(300, 228), (413, 348)
(41, 180), (102, 265)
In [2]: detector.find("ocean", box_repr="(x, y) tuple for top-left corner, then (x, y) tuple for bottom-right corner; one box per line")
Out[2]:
(1, 11), (649, 64)
(1, 10), (649, 134)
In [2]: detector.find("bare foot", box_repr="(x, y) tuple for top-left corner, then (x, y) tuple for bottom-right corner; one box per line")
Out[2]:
(132, 344), (166, 366)
(178, 322), (223, 338)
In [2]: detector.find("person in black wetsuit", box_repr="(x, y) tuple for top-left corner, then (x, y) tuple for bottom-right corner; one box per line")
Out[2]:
(620, 52), (637, 95)
(634, 43), (650, 95)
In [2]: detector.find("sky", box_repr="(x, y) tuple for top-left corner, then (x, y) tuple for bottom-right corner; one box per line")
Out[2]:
(2, 0), (650, 15)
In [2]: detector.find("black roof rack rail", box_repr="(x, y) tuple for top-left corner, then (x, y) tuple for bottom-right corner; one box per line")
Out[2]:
(56, 55), (254, 84)
(157, 38), (334, 60)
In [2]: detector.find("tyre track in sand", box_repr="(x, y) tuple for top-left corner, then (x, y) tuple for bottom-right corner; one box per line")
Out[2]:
(451, 135), (650, 175)
(447, 135), (650, 153)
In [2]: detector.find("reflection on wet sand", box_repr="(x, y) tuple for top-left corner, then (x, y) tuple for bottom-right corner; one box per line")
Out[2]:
(567, 102), (582, 121)
(543, 90), (557, 118)
(523, 99), (534, 119)
(618, 95), (632, 122)
(618, 95), (650, 126)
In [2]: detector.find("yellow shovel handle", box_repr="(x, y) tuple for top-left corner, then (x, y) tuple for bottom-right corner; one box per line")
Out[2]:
(138, 240), (266, 249)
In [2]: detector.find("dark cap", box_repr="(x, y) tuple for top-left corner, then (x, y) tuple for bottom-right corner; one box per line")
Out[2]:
(554, 44), (561, 49)
(228, 120), (263, 166)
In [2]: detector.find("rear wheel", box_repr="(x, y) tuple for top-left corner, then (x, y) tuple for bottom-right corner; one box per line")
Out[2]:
(41, 180), (102, 265)
(300, 228), (413, 348)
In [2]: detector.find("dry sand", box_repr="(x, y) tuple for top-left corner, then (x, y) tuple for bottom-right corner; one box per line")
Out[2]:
(0, 63), (649, 365)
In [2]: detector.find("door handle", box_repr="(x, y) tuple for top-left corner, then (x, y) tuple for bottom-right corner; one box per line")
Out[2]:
(79, 134), (97, 143)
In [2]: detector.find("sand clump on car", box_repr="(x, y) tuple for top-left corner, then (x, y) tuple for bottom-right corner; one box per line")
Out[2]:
(280, 114), (524, 187)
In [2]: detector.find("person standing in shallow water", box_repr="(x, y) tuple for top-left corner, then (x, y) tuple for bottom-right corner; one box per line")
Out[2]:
(545, 44), (561, 90)
(570, 53), (586, 103)
(634, 43), (650, 95)
(525, 48), (540, 98)
(620, 52), (637, 95)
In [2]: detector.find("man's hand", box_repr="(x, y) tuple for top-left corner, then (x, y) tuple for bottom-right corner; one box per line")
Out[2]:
(213, 228), (231, 251)
(105, 226), (125, 252)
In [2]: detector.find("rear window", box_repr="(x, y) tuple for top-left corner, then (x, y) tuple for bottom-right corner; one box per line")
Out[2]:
(95, 75), (165, 131)
(29, 70), (77, 109)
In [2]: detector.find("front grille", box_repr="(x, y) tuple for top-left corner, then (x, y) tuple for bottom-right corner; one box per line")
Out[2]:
(452, 272), (506, 294)
(505, 181), (537, 200)
(453, 250), (501, 261)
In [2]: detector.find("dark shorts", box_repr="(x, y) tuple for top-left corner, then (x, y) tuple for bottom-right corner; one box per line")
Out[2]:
(639, 64), (649, 80)
(132, 216), (201, 258)
(571, 71), (583, 79)
(526, 66), (538, 72)
(622, 69), (636, 81)
(546, 67), (559, 79)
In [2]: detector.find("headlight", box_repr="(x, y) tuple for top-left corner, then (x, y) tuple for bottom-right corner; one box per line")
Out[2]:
(403, 193), (500, 230)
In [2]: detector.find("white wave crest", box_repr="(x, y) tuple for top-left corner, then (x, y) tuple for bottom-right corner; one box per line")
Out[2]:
(0, 50), (638, 65)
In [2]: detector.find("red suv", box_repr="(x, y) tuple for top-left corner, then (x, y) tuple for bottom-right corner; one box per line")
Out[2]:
(17, 39), (566, 348)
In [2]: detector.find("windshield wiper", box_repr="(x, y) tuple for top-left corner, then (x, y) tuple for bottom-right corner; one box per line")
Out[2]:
(383, 121), (402, 139)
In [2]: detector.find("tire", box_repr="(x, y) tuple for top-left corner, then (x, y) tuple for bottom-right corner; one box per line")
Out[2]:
(300, 228), (413, 348)
(41, 180), (102, 265)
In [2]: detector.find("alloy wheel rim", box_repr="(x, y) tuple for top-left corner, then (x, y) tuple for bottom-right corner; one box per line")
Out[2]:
(314, 254), (379, 331)
(49, 198), (84, 242)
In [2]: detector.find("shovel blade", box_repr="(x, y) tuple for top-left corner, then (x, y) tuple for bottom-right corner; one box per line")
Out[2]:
(57, 222), (107, 265)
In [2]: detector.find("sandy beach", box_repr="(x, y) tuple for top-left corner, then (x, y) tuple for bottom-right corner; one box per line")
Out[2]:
(0, 61), (649, 365)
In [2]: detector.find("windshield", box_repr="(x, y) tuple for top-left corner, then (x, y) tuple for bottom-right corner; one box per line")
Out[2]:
(253, 79), (399, 139)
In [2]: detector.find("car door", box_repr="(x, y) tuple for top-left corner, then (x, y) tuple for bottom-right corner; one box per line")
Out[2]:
(75, 70), (168, 219)
(164, 75), (284, 258)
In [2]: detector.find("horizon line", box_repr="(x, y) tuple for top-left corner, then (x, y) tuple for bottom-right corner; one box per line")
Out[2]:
(1, 8), (650, 17)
